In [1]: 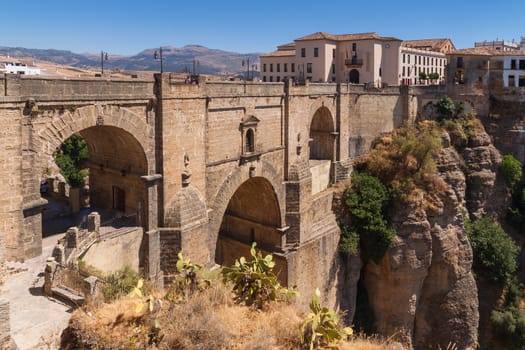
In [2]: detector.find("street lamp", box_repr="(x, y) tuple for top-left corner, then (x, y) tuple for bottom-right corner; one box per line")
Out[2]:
(100, 51), (108, 75)
(242, 58), (251, 80)
(192, 58), (199, 75)
(154, 47), (163, 73)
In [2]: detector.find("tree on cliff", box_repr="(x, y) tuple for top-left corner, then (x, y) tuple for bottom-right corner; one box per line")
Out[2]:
(342, 172), (395, 263)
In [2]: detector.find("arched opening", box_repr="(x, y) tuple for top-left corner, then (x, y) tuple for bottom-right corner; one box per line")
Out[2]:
(215, 177), (287, 282)
(309, 107), (335, 194)
(309, 107), (335, 161)
(245, 128), (255, 153)
(41, 125), (148, 237)
(349, 69), (360, 84)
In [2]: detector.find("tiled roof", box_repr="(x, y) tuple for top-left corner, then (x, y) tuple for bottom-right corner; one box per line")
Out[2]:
(295, 32), (339, 41)
(295, 31), (400, 42)
(448, 47), (525, 56)
(277, 42), (296, 50)
(402, 38), (454, 51)
(260, 50), (296, 58)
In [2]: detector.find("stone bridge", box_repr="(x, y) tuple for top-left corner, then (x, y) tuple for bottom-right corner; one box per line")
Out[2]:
(0, 73), (418, 302)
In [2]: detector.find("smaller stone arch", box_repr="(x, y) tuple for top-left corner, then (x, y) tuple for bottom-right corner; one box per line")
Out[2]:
(215, 176), (287, 281)
(309, 106), (335, 161)
(208, 160), (286, 263)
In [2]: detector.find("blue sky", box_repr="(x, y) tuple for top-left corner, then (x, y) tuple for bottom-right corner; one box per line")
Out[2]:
(2, 0), (524, 55)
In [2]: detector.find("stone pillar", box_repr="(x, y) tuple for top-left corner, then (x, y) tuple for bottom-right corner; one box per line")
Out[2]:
(66, 227), (79, 249)
(140, 174), (163, 288)
(21, 198), (48, 259)
(43, 257), (58, 296)
(143, 230), (163, 289)
(82, 276), (100, 302)
(330, 131), (339, 183)
(52, 244), (65, 265)
(140, 174), (162, 232)
(87, 212), (100, 237)
(285, 159), (312, 245)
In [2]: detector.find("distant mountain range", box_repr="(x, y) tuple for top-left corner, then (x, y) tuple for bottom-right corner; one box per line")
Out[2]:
(0, 45), (262, 75)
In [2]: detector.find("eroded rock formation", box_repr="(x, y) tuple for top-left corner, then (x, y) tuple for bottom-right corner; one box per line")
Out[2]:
(358, 122), (511, 349)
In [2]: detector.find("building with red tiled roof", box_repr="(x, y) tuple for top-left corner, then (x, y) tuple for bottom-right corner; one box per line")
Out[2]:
(448, 47), (525, 88)
(260, 31), (453, 86)
(260, 31), (402, 85)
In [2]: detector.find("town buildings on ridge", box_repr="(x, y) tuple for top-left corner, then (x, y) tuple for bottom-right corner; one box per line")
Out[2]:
(260, 31), (525, 90)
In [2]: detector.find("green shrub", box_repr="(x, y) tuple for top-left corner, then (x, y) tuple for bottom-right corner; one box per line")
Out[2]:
(466, 217), (519, 285)
(436, 96), (456, 118)
(102, 266), (143, 302)
(166, 252), (209, 302)
(339, 224), (359, 256)
(343, 172), (395, 263)
(500, 154), (522, 190)
(301, 288), (352, 350)
(490, 278), (525, 347)
(221, 242), (297, 309)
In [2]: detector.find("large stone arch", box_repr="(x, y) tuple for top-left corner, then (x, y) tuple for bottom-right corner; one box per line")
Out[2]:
(33, 104), (153, 176)
(19, 103), (155, 259)
(208, 160), (286, 263)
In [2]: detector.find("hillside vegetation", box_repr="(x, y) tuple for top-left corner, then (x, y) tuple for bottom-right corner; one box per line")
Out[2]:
(61, 247), (402, 349)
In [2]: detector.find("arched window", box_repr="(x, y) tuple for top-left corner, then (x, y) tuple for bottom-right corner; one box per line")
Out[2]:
(245, 128), (255, 153)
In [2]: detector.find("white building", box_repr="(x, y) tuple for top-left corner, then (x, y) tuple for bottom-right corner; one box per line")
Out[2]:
(0, 61), (41, 75)
(475, 39), (520, 51)
(502, 53), (525, 87)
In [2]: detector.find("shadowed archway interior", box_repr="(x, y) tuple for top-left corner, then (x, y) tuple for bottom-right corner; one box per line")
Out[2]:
(215, 177), (282, 268)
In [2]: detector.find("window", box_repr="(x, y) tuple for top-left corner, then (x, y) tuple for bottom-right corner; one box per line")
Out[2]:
(301, 48), (306, 57)
(314, 48), (319, 57)
(277, 76), (280, 82)
(332, 48), (336, 58)
(284, 63), (288, 72)
(270, 64), (273, 72)
(270, 76), (273, 82)
(402, 66), (405, 76)
(263, 64), (267, 72)
(408, 55), (410, 64)
(520, 60), (525, 70)
(508, 75), (515, 87)
(332, 63), (335, 74)
(352, 43), (357, 52)
(519, 75), (525, 87)
(511, 59), (516, 69)
(306, 63), (312, 73)
(291, 63), (295, 72)
(403, 54), (405, 63)
(277, 63), (280, 72)
(263, 76), (267, 82)
(457, 57), (463, 68)
(245, 129), (255, 153)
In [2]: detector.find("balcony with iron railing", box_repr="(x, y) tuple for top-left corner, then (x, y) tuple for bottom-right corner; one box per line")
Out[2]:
(345, 56), (364, 67)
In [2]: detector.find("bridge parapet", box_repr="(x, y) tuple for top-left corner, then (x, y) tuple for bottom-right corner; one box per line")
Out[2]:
(2, 74), (155, 101)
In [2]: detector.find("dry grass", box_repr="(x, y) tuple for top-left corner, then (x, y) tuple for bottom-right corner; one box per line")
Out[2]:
(63, 279), (407, 349)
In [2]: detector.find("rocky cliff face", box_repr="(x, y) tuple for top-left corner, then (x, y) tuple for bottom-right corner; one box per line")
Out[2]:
(355, 122), (510, 349)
